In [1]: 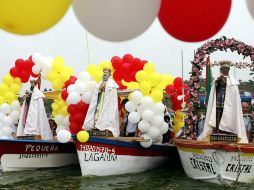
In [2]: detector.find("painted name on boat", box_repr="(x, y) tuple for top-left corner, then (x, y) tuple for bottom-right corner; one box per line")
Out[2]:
(25, 144), (59, 152)
(225, 164), (252, 173)
(19, 154), (48, 159)
(189, 153), (216, 174)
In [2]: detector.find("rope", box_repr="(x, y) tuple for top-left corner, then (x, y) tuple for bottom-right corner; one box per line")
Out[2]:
(234, 145), (241, 184)
(85, 31), (91, 65)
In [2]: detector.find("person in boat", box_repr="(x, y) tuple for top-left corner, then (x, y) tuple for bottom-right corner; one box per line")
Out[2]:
(198, 62), (248, 143)
(162, 108), (172, 143)
(17, 76), (53, 140)
(49, 119), (57, 137)
(83, 68), (120, 137)
(241, 102), (253, 141)
(195, 110), (205, 138)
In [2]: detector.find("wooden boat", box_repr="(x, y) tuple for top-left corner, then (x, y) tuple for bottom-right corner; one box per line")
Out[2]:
(0, 139), (78, 172)
(174, 138), (254, 184)
(75, 136), (178, 176)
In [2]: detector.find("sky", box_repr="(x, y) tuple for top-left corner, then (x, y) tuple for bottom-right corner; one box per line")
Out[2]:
(0, 0), (254, 91)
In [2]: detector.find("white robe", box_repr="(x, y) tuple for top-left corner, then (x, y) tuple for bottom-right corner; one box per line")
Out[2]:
(17, 85), (53, 140)
(83, 78), (120, 137)
(198, 75), (248, 143)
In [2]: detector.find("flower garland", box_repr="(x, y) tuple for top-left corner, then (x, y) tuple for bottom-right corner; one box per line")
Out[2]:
(186, 36), (254, 139)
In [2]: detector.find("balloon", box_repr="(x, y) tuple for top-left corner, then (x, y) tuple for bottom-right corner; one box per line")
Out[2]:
(136, 70), (148, 83)
(59, 70), (70, 82)
(131, 91), (143, 105)
(140, 96), (154, 108)
(55, 115), (65, 126)
(161, 122), (169, 135)
(10, 83), (21, 93)
(0, 0), (72, 35)
(141, 109), (154, 122)
(47, 71), (58, 82)
(67, 84), (78, 94)
(73, 0), (161, 41)
(32, 65), (42, 74)
(150, 90), (163, 102)
(56, 126), (67, 134)
(77, 131), (90, 143)
(138, 120), (149, 133)
(140, 134), (152, 148)
(57, 129), (72, 143)
(122, 54), (134, 63)
(165, 85), (175, 95)
(139, 82), (151, 94)
(143, 63), (155, 73)
(128, 111), (141, 124)
(112, 57), (123, 69)
(153, 102), (165, 114)
(61, 90), (69, 101)
(125, 101), (137, 113)
(173, 77), (183, 89)
(2, 126), (12, 136)
(151, 115), (164, 127)
(137, 105), (145, 115)
(3, 74), (13, 85)
(79, 71), (91, 82)
(66, 93), (81, 105)
(147, 127), (161, 139)
(9, 110), (20, 123)
(75, 81), (87, 94)
(52, 79), (63, 90)
(69, 113), (85, 125)
(148, 72), (162, 87)
(81, 92), (92, 104)
(4, 92), (16, 104)
(2, 116), (13, 126)
(52, 57), (64, 72)
(158, 0), (231, 42)
(69, 122), (82, 134)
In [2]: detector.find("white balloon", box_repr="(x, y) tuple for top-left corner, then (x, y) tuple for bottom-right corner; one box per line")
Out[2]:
(63, 116), (70, 127)
(153, 135), (163, 143)
(11, 101), (20, 111)
(128, 111), (141, 124)
(82, 92), (93, 104)
(9, 110), (20, 123)
(2, 116), (13, 126)
(132, 91), (143, 105)
(66, 92), (82, 105)
(140, 134), (152, 148)
(56, 126), (67, 134)
(141, 96), (154, 108)
(0, 112), (4, 121)
(2, 126), (12, 136)
(161, 122), (169, 135)
(57, 129), (72, 143)
(79, 71), (91, 82)
(151, 115), (164, 127)
(125, 101), (137, 112)
(42, 57), (53, 71)
(67, 84), (78, 94)
(0, 103), (11, 114)
(147, 126), (161, 139)
(32, 53), (43, 66)
(141, 109), (154, 122)
(55, 115), (65, 126)
(32, 64), (42, 74)
(86, 81), (97, 92)
(138, 120), (150, 133)
(137, 105), (145, 115)
(153, 102), (165, 114)
(75, 81), (87, 94)
(73, 0), (161, 41)
(41, 70), (49, 80)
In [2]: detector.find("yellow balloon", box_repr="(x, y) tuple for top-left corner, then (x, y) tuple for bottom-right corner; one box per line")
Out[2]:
(128, 92), (133, 101)
(139, 82), (151, 94)
(47, 71), (58, 82)
(59, 70), (70, 82)
(143, 62), (155, 73)
(52, 79), (63, 90)
(0, 0), (72, 35)
(92, 70), (103, 82)
(3, 74), (13, 86)
(0, 96), (4, 104)
(10, 83), (21, 93)
(150, 90), (163, 102)
(77, 131), (89, 143)
(52, 57), (64, 72)
(135, 70), (148, 83)
(99, 61), (112, 71)
(0, 84), (8, 95)
(51, 102), (59, 111)
(148, 72), (162, 87)
(127, 82), (139, 90)
(4, 92), (16, 103)
(60, 106), (68, 116)
(175, 111), (186, 119)
(13, 77), (22, 85)
(87, 64), (98, 74)
(64, 66), (74, 76)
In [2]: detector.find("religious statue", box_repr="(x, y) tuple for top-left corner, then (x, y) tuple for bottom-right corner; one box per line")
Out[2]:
(198, 61), (248, 143)
(17, 75), (53, 140)
(83, 68), (120, 137)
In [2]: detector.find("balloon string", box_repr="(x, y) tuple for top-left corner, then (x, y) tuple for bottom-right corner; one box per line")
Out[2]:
(85, 31), (91, 65)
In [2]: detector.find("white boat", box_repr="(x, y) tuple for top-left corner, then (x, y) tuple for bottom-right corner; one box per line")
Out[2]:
(0, 139), (78, 172)
(75, 137), (178, 176)
(174, 139), (254, 184)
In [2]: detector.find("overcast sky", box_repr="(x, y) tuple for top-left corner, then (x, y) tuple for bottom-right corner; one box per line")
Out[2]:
(0, 0), (254, 91)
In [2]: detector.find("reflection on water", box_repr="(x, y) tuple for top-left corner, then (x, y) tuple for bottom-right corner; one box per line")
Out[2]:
(0, 164), (253, 190)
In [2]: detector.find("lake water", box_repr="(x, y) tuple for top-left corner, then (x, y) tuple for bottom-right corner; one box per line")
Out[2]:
(0, 164), (253, 190)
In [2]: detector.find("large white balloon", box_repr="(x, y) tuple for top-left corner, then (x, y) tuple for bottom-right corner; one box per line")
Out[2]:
(55, 115), (65, 126)
(75, 80), (87, 94)
(140, 96), (154, 108)
(125, 101), (137, 113)
(11, 101), (20, 111)
(140, 134), (153, 148)
(141, 109), (154, 122)
(128, 111), (141, 124)
(86, 81), (97, 92)
(82, 92), (93, 104)
(9, 110), (20, 123)
(57, 129), (72, 143)
(32, 53), (43, 67)
(79, 71), (91, 82)
(151, 115), (164, 127)
(56, 126), (67, 134)
(32, 64), (42, 74)
(66, 92), (82, 105)
(73, 0), (161, 41)
(138, 120), (150, 133)
(63, 116), (70, 127)
(132, 91), (143, 105)
(137, 105), (145, 115)
(153, 102), (165, 114)
(147, 126), (161, 139)
(161, 122), (169, 135)
(0, 103), (11, 114)
(67, 84), (78, 94)
(2, 126), (12, 136)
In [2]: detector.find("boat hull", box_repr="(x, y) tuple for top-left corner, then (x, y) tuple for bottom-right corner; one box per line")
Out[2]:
(174, 139), (254, 184)
(0, 139), (78, 172)
(76, 137), (178, 176)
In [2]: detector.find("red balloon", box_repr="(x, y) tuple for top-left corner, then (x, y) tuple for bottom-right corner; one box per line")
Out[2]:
(173, 77), (183, 88)
(67, 104), (76, 115)
(122, 54), (133, 63)
(64, 76), (77, 89)
(61, 90), (69, 101)
(165, 85), (175, 95)
(113, 69), (123, 81)
(69, 122), (82, 134)
(70, 113), (85, 125)
(139, 60), (147, 70)
(116, 81), (126, 90)
(15, 59), (25, 69)
(158, 0), (232, 42)
(111, 56), (120, 63)
(76, 101), (89, 113)
(112, 57), (123, 69)
(10, 67), (19, 77)
(131, 58), (141, 71)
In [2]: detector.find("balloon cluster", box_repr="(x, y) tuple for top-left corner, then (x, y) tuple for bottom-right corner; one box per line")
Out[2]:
(125, 91), (168, 148)
(172, 110), (187, 135)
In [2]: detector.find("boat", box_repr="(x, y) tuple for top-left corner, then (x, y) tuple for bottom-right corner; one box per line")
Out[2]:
(174, 138), (254, 184)
(0, 139), (78, 172)
(75, 136), (178, 176)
